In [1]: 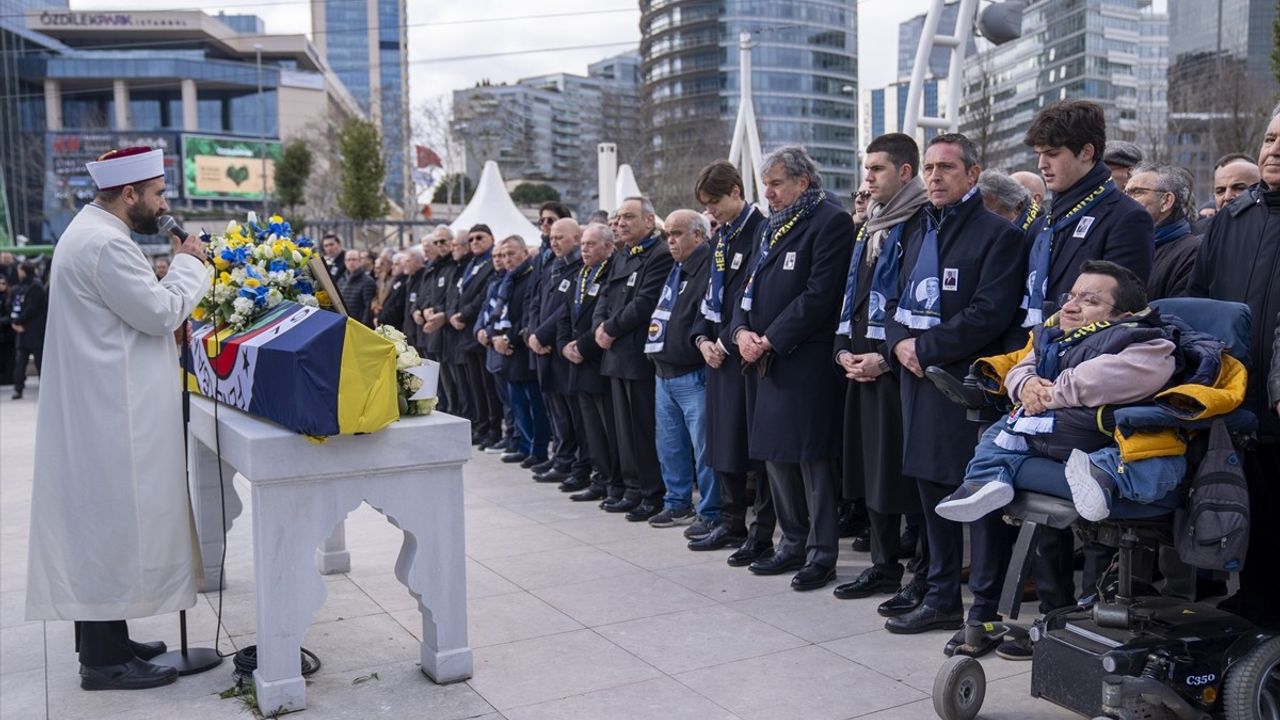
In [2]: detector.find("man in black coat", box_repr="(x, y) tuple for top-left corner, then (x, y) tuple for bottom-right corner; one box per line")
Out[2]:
(883, 133), (1024, 634)
(1187, 107), (1280, 628)
(449, 225), (500, 446)
(439, 234), (471, 427)
(399, 246), (427, 339)
(526, 215), (592, 487)
(9, 262), (47, 399)
(730, 146), (853, 592)
(420, 228), (456, 413)
(592, 196), (675, 521)
(375, 252), (408, 328)
(491, 236), (549, 465)
(832, 133), (931, 604)
(337, 251), (376, 326)
(689, 161), (775, 561)
(1020, 100), (1156, 620)
(1124, 163), (1200, 300)
(558, 223), (620, 503)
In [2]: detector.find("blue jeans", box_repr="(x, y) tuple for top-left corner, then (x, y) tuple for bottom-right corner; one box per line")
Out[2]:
(655, 369), (719, 519)
(508, 380), (549, 458)
(965, 424), (1186, 504)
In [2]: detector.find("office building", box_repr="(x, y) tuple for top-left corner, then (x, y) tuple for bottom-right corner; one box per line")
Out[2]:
(312, 0), (411, 213)
(640, 0), (859, 210)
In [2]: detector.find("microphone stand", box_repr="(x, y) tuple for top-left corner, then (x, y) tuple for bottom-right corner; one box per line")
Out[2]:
(150, 322), (222, 676)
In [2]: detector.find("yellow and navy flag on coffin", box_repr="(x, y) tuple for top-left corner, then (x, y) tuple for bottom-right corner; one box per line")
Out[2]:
(185, 302), (399, 436)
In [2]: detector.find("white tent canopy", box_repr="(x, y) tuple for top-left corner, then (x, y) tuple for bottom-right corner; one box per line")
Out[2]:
(615, 164), (643, 209)
(449, 161), (540, 245)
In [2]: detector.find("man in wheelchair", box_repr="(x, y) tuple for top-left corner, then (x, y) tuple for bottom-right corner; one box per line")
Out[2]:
(933, 260), (1245, 525)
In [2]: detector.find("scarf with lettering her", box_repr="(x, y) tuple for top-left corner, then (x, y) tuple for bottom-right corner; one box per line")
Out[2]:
(701, 203), (754, 323)
(645, 261), (684, 354)
(894, 186), (980, 331)
(1020, 167), (1116, 327)
(492, 258), (533, 331)
(837, 224), (903, 339)
(740, 186), (826, 312)
(629, 231), (660, 257)
(574, 258), (610, 314)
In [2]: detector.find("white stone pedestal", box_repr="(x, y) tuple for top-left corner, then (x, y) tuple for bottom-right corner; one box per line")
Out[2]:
(186, 396), (473, 713)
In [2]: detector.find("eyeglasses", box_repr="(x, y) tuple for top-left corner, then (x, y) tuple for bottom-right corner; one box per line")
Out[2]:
(539, 217), (555, 225)
(468, 235), (486, 242)
(854, 191), (871, 201)
(1058, 291), (1114, 310)
(1124, 187), (1168, 198)
(432, 239), (449, 245)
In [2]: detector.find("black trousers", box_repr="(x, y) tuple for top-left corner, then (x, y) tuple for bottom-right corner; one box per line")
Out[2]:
(766, 460), (839, 566)
(546, 392), (588, 474)
(425, 350), (449, 414)
(610, 375), (662, 501)
(75, 620), (132, 666)
(719, 470), (776, 543)
(463, 353), (502, 440)
(867, 509), (919, 570)
(1237, 442), (1280, 628)
(13, 347), (41, 393)
(0, 342), (13, 385)
(581, 390), (621, 496)
(444, 361), (473, 427)
(1031, 527), (1081, 613)
(915, 478), (1010, 619)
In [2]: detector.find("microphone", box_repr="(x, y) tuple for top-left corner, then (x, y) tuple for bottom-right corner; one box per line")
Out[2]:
(158, 215), (186, 239)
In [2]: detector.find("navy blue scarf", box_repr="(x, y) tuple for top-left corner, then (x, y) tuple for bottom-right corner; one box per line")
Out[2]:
(493, 258), (533, 331)
(894, 187), (978, 331)
(460, 248), (493, 291)
(645, 260), (684, 354)
(838, 223), (904, 339)
(1153, 216), (1191, 248)
(701, 204), (753, 323)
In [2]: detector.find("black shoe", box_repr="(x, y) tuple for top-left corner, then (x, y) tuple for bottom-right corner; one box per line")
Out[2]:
(625, 501), (663, 522)
(850, 533), (871, 552)
(10, 391), (22, 400)
(570, 486), (606, 502)
(559, 476), (592, 493)
(884, 604), (964, 634)
(688, 525), (747, 551)
(749, 552), (805, 576)
(791, 563), (836, 591)
(727, 539), (774, 567)
(833, 565), (905, 600)
(943, 625), (1003, 658)
(501, 452), (529, 464)
(535, 468), (572, 483)
(520, 455), (548, 469)
(878, 577), (928, 617)
(898, 526), (919, 560)
(602, 497), (639, 513)
(80, 658), (179, 691)
(530, 458), (557, 474)
(129, 640), (167, 662)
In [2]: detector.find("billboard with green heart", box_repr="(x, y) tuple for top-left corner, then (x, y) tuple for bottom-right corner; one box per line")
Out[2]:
(182, 133), (282, 201)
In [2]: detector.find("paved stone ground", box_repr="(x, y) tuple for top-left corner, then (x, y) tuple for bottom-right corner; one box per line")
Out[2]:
(0, 383), (1079, 719)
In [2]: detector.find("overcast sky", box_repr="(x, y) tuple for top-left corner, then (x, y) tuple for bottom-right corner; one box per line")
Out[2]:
(68, 0), (937, 110)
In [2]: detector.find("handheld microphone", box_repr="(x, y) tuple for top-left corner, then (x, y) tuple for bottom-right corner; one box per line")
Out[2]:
(158, 214), (186, 239)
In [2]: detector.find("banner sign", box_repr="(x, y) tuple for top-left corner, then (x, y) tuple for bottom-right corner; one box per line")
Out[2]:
(182, 133), (281, 202)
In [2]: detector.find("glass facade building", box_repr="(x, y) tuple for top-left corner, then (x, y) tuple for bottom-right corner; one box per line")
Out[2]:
(639, 0), (859, 210)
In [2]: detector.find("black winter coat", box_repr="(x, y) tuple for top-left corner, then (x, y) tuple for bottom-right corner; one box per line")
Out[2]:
(449, 250), (495, 356)
(527, 249), (583, 394)
(496, 264), (538, 383)
(441, 253), (472, 365)
(592, 235), (674, 380)
(557, 258), (612, 395)
(884, 190), (1025, 485)
(649, 242), (711, 378)
(376, 276), (407, 328)
(337, 269), (376, 326)
(9, 279), (46, 351)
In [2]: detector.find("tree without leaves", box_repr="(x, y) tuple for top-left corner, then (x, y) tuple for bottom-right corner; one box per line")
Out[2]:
(338, 118), (389, 222)
(274, 139), (313, 215)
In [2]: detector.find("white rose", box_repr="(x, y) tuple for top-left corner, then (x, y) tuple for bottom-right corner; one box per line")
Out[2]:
(396, 350), (419, 371)
(246, 211), (259, 226)
(298, 294), (318, 307)
(266, 288), (283, 307)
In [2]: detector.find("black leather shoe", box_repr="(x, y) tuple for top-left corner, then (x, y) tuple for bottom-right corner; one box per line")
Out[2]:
(602, 497), (639, 513)
(80, 658), (179, 691)
(559, 476), (592, 493)
(129, 640), (167, 662)
(535, 468), (571, 483)
(520, 455), (548, 469)
(850, 533), (871, 552)
(749, 552), (805, 576)
(501, 452), (528, 464)
(530, 458), (557, 474)
(569, 486), (605, 501)
(884, 604), (964, 634)
(624, 501), (663, 522)
(688, 525), (748, 552)
(833, 566), (905, 600)
(727, 539), (774, 567)
(878, 577), (928, 617)
(791, 562), (836, 591)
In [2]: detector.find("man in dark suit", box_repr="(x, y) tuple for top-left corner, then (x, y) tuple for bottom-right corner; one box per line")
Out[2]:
(592, 196), (675, 521)
(559, 223), (621, 503)
(730, 145), (853, 592)
(439, 233), (472, 429)
(1019, 100), (1155, 623)
(449, 224), (500, 447)
(688, 161), (775, 562)
(882, 133), (1025, 635)
(420, 227), (456, 413)
(491, 236), (549, 466)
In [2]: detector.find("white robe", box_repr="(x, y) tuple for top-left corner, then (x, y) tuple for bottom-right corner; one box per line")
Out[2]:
(26, 204), (211, 621)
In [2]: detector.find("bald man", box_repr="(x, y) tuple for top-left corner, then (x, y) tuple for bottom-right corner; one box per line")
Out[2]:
(1214, 157), (1261, 210)
(1011, 170), (1047, 207)
(526, 217), (593, 488)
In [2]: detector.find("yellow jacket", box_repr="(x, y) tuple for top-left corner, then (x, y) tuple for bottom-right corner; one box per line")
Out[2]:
(973, 328), (1248, 462)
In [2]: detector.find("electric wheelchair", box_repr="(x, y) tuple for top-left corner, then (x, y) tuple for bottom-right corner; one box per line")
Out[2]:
(924, 297), (1279, 720)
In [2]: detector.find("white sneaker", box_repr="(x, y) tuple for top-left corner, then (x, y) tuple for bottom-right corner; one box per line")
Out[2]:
(935, 481), (1014, 523)
(1065, 449), (1111, 521)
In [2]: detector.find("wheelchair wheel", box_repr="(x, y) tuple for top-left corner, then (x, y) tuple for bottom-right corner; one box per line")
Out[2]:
(932, 656), (986, 720)
(1223, 635), (1280, 720)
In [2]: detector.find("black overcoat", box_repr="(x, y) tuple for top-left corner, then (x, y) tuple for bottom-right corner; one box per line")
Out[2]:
(527, 249), (583, 394)
(557, 259), (612, 395)
(450, 251), (494, 356)
(592, 235), (674, 380)
(497, 265), (538, 383)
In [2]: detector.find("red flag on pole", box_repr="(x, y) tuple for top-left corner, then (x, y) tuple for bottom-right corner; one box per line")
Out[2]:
(415, 145), (442, 168)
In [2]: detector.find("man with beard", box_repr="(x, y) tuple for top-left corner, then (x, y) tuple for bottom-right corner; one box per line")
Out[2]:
(730, 146), (853, 592)
(688, 161), (775, 560)
(831, 134), (931, 607)
(26, 147), (210, 690)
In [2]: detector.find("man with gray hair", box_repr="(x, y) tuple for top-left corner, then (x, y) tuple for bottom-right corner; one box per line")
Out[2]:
(644, 209), (718, 531)
(978, 169), (1044, 241)
(1125, 163), (1201, 299)
(1103, 140), (1143, 187)
(729, 145), (853, 591)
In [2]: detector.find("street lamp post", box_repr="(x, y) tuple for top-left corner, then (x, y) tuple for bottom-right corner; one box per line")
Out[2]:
(254, 43), (268, 219)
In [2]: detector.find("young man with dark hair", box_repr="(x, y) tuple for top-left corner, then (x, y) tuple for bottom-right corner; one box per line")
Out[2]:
(831, 133), (930, 606)
(1017, 99), (1155, 621)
